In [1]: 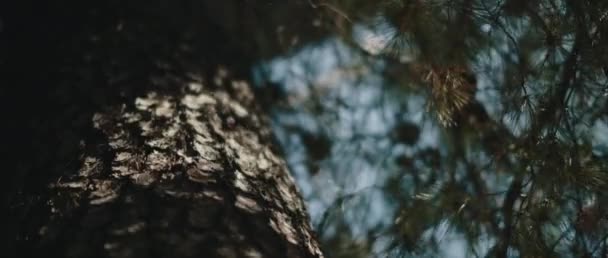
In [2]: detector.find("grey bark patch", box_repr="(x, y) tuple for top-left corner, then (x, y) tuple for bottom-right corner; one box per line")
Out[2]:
(181, 94), (217, 109)
(235, 195), (263, 213)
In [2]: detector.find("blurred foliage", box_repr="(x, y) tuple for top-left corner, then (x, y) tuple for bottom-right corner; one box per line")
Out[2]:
(255, 0), (608, 257)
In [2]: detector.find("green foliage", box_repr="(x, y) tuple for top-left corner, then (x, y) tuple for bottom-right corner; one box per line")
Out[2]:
(273, 0), (608, 257)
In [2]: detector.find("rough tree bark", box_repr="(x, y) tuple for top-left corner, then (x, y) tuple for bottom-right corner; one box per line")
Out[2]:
(24, 71), (323, 258)
(4, 1), (325, 257)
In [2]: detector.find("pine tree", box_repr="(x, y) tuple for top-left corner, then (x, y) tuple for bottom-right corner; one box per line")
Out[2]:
(3, 1), (325, 257)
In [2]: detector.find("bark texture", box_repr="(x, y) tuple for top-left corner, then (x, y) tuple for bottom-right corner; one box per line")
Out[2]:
(4, 1), (324, 257)
(29, 73), (322, 258)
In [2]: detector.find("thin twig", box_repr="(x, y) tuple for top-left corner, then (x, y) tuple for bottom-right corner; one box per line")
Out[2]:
(308, 0), (353, 23)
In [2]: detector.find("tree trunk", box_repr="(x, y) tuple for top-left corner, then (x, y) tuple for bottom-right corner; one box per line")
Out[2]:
(4, 1), (324, 257)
